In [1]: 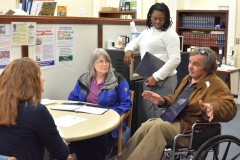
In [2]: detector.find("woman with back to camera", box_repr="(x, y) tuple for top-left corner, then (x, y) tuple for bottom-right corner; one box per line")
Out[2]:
(0, 58), (70, 160)
(68, 48), (132, 160)
(124, 2), (181, 120)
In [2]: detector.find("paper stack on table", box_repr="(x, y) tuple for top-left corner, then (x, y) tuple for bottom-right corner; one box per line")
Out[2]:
(54, 115), (87, 127)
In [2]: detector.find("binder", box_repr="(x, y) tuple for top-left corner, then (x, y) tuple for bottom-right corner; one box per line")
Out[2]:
(134, 52), (165, 79)
(51, 102), (109, 115)
(160, 99), (189, 123)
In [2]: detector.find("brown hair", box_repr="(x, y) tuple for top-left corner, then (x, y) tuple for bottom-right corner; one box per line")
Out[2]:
(190, 47), (217, 74)
(0, 57), (42, 126)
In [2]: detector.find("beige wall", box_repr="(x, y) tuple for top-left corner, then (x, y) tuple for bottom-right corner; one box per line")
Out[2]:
(56, 0), (93, 17)
(189, 0), (228, 10)
(1, 0), (239, 65)
(0, 0), (18, 11)
(235, 0), (240, 68)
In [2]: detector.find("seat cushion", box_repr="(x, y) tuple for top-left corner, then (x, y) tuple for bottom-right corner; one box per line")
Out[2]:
(113, 127), (131, 147)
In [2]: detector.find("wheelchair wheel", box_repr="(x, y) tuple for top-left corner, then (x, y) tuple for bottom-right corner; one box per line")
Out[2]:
(193, 135), (240, 160)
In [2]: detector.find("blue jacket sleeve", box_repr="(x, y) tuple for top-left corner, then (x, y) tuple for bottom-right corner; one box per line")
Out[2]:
(68, 81), (85, 101)
(111, 79), (132, 116)
(110, 79), (132, 138)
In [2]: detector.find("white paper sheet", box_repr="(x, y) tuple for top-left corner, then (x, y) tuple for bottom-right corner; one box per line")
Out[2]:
(54, 115), (87, 127)
(41, 99), (55, 105)
(51, 104), (83, 111)
(130, 21), (137, 33)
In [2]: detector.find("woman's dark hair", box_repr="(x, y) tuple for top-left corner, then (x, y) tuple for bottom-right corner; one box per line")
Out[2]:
(146, 2), (173, 31)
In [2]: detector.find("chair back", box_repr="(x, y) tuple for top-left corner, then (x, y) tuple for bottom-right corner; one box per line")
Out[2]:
(176, 52), (190, 88)
(189, 121), (221, 149)
(115, 90), (134, 154)
(127, 90), (134, 128)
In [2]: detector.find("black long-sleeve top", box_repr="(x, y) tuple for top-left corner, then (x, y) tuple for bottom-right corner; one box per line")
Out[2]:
(0, 101), (69, 160)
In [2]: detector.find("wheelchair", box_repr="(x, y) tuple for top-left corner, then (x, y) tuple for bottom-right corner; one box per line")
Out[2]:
(147, 114), (240, 160)
(152, 94), (240, 160)
(152, 118), (240, 160)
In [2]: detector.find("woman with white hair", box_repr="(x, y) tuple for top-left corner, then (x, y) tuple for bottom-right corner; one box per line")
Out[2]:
(68, 48), (132, 160)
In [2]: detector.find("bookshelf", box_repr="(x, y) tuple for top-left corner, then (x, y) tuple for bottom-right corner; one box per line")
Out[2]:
(176, 10), (229, 59)
(98, 11), (136, 19)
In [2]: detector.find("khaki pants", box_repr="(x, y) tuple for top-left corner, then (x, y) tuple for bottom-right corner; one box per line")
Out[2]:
(117, 118), (188, 160)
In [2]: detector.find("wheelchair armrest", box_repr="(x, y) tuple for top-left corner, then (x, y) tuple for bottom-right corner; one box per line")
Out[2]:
(147, 118), (158, 122)
(196, 118), (209, 123)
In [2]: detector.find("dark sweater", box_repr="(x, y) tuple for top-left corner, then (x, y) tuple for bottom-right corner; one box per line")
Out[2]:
(0, 101), (69, 160)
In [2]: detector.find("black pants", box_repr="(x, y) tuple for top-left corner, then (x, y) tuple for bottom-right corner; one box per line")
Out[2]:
(70, 133), (110, 160)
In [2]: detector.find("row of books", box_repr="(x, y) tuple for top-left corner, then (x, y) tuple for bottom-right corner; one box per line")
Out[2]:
(182, 31), (225, 46)
(22, 0), (58, 16)
(181, 15), (220, 28)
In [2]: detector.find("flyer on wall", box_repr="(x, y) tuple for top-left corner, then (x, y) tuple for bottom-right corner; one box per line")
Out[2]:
(56, 25), (75, 66)
(0, 24), (11, 69)
(11, 22), (36, 46)
(32, 26), (55, 68)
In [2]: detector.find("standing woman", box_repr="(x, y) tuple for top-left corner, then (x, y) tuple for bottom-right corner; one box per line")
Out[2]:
(0, 58), (70, 160)
(124, 3), (181, 120)
(68, 48), (132, 160)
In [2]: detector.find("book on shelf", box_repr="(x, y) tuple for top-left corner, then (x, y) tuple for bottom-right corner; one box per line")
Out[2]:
(51, 102), (109, 115)
(57, 6), (67, 16)
(181, 31), (225, 46)
(30, 1), (42, 15)
(25, 0), (33, 15)
(35, 2), (43, 16)
(181, 15), (220, 28)
(4, 9), (28, 15)
(22, 0), (27, 11)
(38, 2), (57, 16)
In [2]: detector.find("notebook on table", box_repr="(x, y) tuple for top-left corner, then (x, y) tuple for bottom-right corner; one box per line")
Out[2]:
(51, 102), (109, 115)
(134, 52), (165, 79)
(160, 99), (189, 123)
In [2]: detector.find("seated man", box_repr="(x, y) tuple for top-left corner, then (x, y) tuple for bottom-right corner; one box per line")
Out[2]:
(114, 47), (237, 159)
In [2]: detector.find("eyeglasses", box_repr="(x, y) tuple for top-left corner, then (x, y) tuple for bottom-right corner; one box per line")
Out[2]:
(150, 17), (165, 22)
(194, 47), (211, 55)
(95, 60), (110, 65)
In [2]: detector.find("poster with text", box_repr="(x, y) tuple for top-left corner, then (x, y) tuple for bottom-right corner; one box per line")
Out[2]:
(33, 26), (55, 69)
(56, 25), (75, 66)
(11, 22), (36, 46)
(0, 24), (11, 69)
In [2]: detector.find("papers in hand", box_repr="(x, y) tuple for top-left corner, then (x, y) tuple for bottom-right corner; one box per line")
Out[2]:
(54, 115), (87, 127)
(130, 21), (137, 33)
(134, 52), (165, 79)
(160, 99), (189, 123)
(51, 103), (109, 115)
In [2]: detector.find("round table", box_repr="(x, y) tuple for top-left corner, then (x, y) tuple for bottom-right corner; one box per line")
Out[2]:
(46, 100), (120, 142)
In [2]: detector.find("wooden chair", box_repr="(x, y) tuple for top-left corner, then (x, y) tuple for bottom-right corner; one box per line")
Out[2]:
(115, 90), (134, 154)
